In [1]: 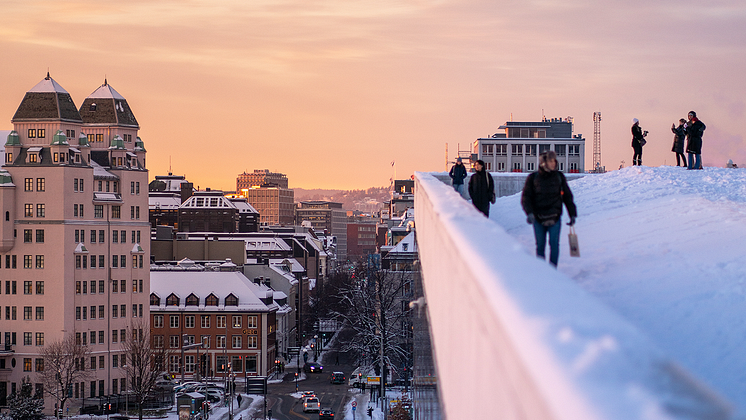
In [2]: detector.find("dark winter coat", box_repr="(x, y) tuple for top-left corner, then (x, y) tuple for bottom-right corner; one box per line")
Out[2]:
(521, 169), (577, 226)
(468, 169), (494, 216)
(671, 124), (686, 153)
(631, 124), (645, 151)
(686, 119), (706, 154)
(449, 163), (467, 185)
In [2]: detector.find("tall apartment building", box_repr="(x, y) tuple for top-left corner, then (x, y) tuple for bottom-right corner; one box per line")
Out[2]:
(0, 74), (150, 411)
(295, 201), (347, 262)
(474, 117), (586, 173)
(236, 170), (294, 226)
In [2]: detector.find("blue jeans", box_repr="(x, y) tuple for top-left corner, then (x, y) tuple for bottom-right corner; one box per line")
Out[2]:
(688, 153), (701, 169)
(533, 219), (562, 266)
(453, 183), (464, 195)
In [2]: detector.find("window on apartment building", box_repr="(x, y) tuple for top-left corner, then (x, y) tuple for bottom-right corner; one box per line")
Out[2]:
(27, 129), (36, 139)
(36, 178), (45, 192)
(231, 335), (242, 349)
(36, 229), (44, 243)
(23, 229), (32, 243)
(232, 315), (241, 328)
(169, 335), (180, 349)
(111, 206), (121, 219)
(201, 315), (210, 328)
(247, 315), (257, 328)
(36, 307), (44, 320)
(169, 315), (179, 328)
(23, 358), (32, 372)
(527, 162), (535, 171)
(555, 144), (566, 156)
(24, 306), (32, 320)
(24, 204), (33, 217)
(24, 332), (32, 345)
(511, 144), (523, 156)
(496, 144), (507, 156)
(569, 145), (580, 156)
(36, 332), (44, 346)
(24, 178), (33, 192)
(36, 204), (45, 217)
(217, 315), (226, 328)
(23, 255), (32, 269)
(36, 281), (44, 294)
(216, 336), (226, 349)
(23, 281), (31, 294)
(37, 129), (45, 138)
(247, 335), (258, 349)
(35, 255), (43, 269)
(153, 314), (164, 328)
(94, 205), (103, 218)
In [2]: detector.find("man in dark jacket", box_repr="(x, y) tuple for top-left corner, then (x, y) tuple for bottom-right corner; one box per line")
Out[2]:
(631, 118), (647, 166)
(521, 151), (577, 267)
(686, 110), (706, 170)
(449, 157), (468, 195)
(468, 159), (494, 217)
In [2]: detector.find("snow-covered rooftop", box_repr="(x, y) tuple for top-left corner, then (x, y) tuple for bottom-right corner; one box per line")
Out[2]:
(150, 270), (277, 312)
(28, 75), (69, 94)
(87, 82), (125, 99)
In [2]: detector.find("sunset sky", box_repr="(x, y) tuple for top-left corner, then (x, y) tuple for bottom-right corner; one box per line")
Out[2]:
(2, 0), (745, 190)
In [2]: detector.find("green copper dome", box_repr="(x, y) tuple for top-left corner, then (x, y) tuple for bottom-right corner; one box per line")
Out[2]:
(134, 136), (146, 152)
(78, 132), (90, 147)
(0, 169), (13, 185)
(51, 130), (69, 145)
(109, 135), (125, 150)
(5, 130), (20, 146)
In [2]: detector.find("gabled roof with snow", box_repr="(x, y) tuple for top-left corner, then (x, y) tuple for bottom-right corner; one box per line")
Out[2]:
(150, 270), (277, 312)
(181, 193), (236, 209)
(90, 160), (118, 180)
(245, 238), (291, 252)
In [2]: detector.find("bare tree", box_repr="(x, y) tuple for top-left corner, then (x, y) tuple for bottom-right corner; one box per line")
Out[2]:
(335, 266), (413, 386)
(39, 334), (92, 419)
(121, 321), (171, 420)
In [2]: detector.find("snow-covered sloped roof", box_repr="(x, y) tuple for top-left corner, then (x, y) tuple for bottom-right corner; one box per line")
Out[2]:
(387, 231), (417, 255)
(245, 238), (291, 252)
(149, 195), (182, 210)
(150, 270), (277, 312)
(270, 258), (304, 273)
(90, 160), (118, 180)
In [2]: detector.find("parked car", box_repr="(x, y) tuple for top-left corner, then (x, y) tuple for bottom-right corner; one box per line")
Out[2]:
(303, 397), (320, 413)
(319, 408), (335, 418)
(205, 389), (223, 403)
(303, 362), (324, 374)
(329, 372), (345, 384)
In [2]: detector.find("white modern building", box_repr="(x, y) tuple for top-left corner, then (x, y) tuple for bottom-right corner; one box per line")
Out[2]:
(474, 117), (586, 173)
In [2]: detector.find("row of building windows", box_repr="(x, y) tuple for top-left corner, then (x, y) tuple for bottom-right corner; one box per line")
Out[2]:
(481, 144), (581, 157)
(23, 204), (45, 217)
(23, 178), (45, 192)
(21, 306), (44, 320)
(0, 280), (44, 295)
(154, 334), (258, 350)
(75, 304), (143, 320)
(153, 314), (258, 329)
(482, 161), (580, 172)
(74, 229), (142, 244)
(27, 129), (46, 139)
(75, 254), (144, 269)
(75, 279), (144, 295)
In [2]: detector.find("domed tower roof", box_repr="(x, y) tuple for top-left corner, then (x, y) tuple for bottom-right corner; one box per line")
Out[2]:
(51, 130), (69, 145)
(79, 79), (139, 128)
(11, 73), (82, 123)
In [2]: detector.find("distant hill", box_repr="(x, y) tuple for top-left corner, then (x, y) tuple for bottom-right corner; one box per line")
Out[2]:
(293, 187), (390, 211)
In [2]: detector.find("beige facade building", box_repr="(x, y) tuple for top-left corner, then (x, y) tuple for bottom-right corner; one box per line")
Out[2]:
(0, 74), (150, 411)
(237, 170), (294, 226)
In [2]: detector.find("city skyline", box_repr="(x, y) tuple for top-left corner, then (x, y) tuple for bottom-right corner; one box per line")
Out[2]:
(2, 0), (746, 190)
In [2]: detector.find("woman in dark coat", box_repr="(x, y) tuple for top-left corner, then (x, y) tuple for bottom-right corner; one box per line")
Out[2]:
(686, 111), (706, 170)
(468, 159), (494, 217)
(631, 118), (647, 166)
(671, 118), (687, 167)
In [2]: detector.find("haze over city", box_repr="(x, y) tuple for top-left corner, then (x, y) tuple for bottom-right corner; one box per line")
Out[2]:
(2, 0), (745, 190)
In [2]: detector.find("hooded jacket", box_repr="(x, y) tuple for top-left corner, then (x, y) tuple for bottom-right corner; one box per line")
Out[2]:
(686, 118), (706, 154)
(521, 168), (577, 225)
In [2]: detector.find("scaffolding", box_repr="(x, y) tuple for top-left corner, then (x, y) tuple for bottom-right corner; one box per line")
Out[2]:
(593, 111), (605, 173)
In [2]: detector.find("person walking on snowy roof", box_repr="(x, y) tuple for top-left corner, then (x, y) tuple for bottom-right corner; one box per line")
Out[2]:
(521, 151), (577, 267)
(686, 111), (706, 170)
(449, 157), (468, 195)
(671, 118), (687, 167)
(631, 118), (648, 166)
(468, 159), (494, 217)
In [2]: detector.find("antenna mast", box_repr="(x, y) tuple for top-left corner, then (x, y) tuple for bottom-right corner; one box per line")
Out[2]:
(593, 112), (604, 173)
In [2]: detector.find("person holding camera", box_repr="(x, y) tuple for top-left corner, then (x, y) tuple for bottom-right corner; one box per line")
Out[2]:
(631, 118), (648, 166)
(671, 118), (688, 167)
